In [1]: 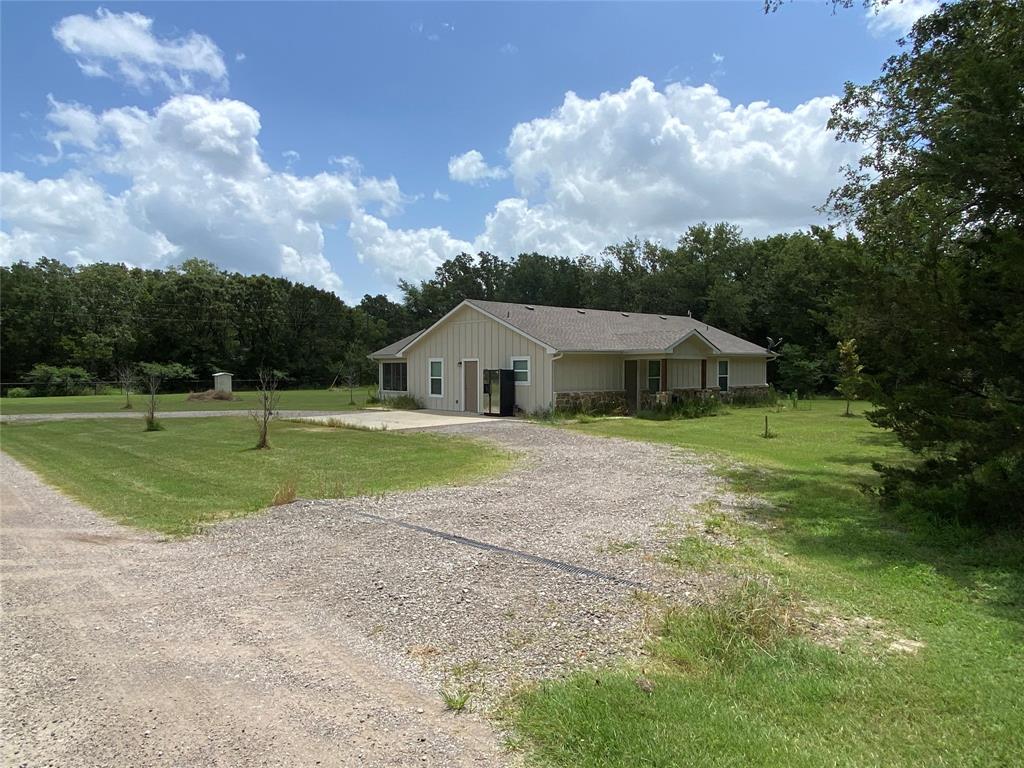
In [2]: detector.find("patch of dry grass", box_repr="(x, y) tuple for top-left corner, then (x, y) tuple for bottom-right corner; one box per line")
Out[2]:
(186, 389), (236, 402)
(271, 477), (298, 506)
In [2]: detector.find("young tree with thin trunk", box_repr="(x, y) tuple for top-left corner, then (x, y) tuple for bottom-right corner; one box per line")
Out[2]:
(137, 362), (193, 431)
(835, 339), (864, 417)
(344, 368), (359, 406)
(115, 362), (135, 409)
(252, 368), (284, 449)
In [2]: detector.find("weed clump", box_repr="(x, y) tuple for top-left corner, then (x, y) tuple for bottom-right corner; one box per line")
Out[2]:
(659, 578), (799, 666)
(382, 394), (422, 410)
(271, 478), (298, 506)
(440, 686), (472, 712)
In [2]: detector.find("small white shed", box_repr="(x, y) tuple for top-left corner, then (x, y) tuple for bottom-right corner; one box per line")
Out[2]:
(213, 372), (233, 394)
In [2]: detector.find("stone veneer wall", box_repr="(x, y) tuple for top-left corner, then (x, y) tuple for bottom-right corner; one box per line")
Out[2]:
(553, 390), (628, 414)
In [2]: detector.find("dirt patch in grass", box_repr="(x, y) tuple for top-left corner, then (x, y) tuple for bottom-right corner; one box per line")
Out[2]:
(800, 605), (927, 657)
(186, 389), (237, 402)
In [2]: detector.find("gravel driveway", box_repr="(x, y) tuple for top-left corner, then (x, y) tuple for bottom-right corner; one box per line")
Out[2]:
(1, 420), (735, 767)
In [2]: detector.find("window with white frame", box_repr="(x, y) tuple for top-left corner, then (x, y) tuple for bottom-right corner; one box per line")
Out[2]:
(429, 359), (443, 397)
(511, 356), (530, 385)
(381, 362), (407, 392)
(647, 360), (661, 392)
(718, 359), (729, 391)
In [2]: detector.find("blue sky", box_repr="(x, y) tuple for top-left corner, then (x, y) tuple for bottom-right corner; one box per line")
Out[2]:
(0, 1), (931, 301)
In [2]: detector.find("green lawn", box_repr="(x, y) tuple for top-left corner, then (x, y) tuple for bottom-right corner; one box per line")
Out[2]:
(0, 387), (373, 415)
(514, 401), (1023, 767)
(0, 417), (511, 535)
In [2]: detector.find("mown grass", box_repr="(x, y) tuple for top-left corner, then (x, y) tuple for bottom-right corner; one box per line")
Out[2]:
(0, 417), (512, 536)
(514, 401), (1023, 767)
(0, 387), (373, 415)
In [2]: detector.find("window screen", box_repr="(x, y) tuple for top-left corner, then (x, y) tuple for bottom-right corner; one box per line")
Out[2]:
(381, 362), (407, 392)
(429, 360), (443, 396)
(647, 360), (661, 392)
(512, 357), (530, 384)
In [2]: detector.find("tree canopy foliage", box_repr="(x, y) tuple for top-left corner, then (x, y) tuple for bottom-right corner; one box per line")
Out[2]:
(0, 258), (393, 386)
(827, 0), (1024, 524)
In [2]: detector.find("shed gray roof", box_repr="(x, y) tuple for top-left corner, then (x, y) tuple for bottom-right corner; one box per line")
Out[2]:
(371, 300), (770, 358)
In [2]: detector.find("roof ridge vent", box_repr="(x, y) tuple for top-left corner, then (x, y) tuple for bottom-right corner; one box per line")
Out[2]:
(525, 305), (535, 310)
(621, 312), (630, 317)
(576, 309), (586, 314)
(659, 315), (667, 320)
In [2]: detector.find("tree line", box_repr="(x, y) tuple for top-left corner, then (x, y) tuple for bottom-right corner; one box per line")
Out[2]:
(0, 225), (860, 395)
(0, 258), (389, 389)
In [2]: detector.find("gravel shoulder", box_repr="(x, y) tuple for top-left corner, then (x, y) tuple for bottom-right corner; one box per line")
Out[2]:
(1, 419), (737, 766)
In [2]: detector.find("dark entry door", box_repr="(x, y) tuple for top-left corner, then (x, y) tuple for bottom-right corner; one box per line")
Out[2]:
(624, 360), (638, 413)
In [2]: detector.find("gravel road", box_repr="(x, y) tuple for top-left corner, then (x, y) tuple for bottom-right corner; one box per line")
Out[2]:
(1, 419), (735, 766)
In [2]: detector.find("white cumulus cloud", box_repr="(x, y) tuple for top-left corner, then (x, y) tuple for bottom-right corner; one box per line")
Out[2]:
(866, 0), (938, 36)
(0, 172), (178, 267)
(448, 149), (508, 185)
(1, 95), (404, 295)
(348, 213), (471, 286)
(52, 8), (227, 92)
(357, 76), (859, 271)
(41, 95), (103, 160)
(503, 77), (852, 242)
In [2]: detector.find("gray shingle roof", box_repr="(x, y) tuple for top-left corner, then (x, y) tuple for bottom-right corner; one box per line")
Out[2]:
(466, 300), (769, 355)
(370, 300), (769, 358)
(369, 329), (424, 359)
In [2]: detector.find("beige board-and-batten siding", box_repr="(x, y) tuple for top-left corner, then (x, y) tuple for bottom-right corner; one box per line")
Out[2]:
(717, 357), (767, 388)
(553, 354), (766, 394)
(690, 358), (767, 390)
(552, 354), (623, 391)
(551, 355), (699, 396)
(666, 359), (702, 389)
(403, 304), (553, 412)
(553, 336), (765, 396)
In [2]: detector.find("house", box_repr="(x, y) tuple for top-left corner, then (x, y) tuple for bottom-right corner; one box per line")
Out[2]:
(370, 299), (773, 414)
